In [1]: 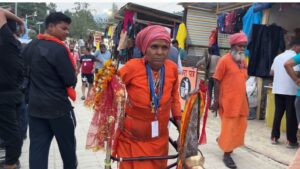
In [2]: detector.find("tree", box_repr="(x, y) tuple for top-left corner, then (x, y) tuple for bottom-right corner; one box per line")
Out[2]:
(48, 3), (57, 13)
(0, 3), (48, 33)
(67, 2), (99, 40)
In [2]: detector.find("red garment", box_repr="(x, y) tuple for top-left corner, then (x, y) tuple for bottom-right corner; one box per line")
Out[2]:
(123, 10), (134, 32)
(228, 32), (248, 46)
(135, 25), (171, 55)
(80, 55), (95, 74)
(37, 34), (76, 101)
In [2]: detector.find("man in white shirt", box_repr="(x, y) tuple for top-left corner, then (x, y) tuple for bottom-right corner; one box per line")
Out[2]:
(270, 39), (300, 148)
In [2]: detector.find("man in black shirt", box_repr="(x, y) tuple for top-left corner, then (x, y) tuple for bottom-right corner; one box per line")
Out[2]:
(0, 8), (24, 169)
(22, 12), (77, 169)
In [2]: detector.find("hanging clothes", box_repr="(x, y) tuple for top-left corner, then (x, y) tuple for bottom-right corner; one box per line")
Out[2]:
(111, 25), (116, 40)
(243, 4), (263, 56)
(107, 26), (113, 38)
(234, 8), (248, 33)
(172, 24), (179, 40)
(217, 13), (227, 33)
(117, 31), (128, 51)
(104, 27), (109, 38)
(176, 23), (187, 49)
(225, 11), (237, 34)
(208, 28), (220, 56)
(248, 24), (286, 77)
(113, 21), (123, 47)
(123, 10), (134, 32)
(253, 3), (273, 12)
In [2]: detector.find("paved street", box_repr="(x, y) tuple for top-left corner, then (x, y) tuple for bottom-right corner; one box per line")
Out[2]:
(3, 82), (290, 169)
(15, 93), (295, 169)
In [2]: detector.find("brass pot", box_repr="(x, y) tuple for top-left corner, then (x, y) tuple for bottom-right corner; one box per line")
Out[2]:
(184, 155), (205, 169)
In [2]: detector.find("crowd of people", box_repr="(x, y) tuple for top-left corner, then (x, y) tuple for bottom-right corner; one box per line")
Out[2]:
(1, 6), (300, 169)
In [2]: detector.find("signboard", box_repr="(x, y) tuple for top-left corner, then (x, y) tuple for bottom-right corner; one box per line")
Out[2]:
(178, 67), (198, 110)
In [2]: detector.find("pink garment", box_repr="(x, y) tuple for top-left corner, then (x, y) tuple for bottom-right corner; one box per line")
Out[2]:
(228, 32), (248, 45)
(123, 10), (134, 32)
(135, 25), (171, 55)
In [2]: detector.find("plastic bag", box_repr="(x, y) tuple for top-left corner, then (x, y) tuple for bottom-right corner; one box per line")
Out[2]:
(246, 77), (258, 108)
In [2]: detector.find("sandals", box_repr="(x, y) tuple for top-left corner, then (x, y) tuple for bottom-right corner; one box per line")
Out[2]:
(223, 154), (237, 169)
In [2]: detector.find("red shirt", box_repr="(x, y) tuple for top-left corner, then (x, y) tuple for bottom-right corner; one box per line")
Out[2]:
(80, 55), (95, 74)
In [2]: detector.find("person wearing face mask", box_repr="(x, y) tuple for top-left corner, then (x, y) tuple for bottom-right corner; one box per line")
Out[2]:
(210, 32), (248, 169)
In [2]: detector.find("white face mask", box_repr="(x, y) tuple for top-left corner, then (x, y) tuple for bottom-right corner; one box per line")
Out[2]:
(231, 50), (245, 62)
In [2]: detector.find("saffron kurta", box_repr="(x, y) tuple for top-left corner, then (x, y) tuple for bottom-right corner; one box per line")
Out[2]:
(117, 58), (181, 169)
(213, 53), (249, 152)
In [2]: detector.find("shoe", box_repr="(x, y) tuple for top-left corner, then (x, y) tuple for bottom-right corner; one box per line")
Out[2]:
(81, 96), (86, 100)
(223, 154), (237, 169)
(0, 160), (21, 169)
(271, 138), (279, 145)
(287, 142), (299, 149)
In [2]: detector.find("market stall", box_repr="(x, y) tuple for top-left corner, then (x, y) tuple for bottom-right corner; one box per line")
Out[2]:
(180, 3), (300, 129)
(104, 3), (183, 61)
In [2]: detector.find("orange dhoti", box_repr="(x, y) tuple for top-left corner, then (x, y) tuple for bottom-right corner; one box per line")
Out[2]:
(117, 133), (169, 169)
(218, 116), (247, 152)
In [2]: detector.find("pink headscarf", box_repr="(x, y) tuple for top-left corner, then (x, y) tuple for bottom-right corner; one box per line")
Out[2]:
(228, 32), (248, 46)
(136, 25), (171, 55)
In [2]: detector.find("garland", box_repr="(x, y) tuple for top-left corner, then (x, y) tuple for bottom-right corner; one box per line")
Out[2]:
(85, 59), (126, 152)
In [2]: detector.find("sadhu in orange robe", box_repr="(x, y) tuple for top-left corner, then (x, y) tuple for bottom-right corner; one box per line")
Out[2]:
(213, 53), (249, 153)
(116, 58), (181, 169)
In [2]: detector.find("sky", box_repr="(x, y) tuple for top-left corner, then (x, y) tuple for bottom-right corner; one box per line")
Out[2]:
(55, 2), (184, 17)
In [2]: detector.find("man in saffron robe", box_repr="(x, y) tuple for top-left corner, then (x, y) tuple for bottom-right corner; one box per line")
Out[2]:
(116, 25), (182, 169)
(210, 32), (249, 169)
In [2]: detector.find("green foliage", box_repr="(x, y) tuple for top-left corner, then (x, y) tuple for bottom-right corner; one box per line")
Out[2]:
(0, 2), (56, 34)
(67, 2), (99, 39)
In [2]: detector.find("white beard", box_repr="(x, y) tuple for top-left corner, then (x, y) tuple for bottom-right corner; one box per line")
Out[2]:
(231, 50), (245, 62)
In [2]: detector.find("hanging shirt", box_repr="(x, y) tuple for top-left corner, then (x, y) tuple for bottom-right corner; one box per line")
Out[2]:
(176, 23), (187, 49)
(242, 4), (262, 56)
(272, 50), (300, 96)
(248, 24), (286, 77)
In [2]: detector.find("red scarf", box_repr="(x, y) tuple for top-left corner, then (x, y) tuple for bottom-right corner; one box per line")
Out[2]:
(37, 34), (76, 101)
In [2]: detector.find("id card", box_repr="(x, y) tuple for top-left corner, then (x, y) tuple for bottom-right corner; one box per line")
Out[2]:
(151, 121), (159, 138)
